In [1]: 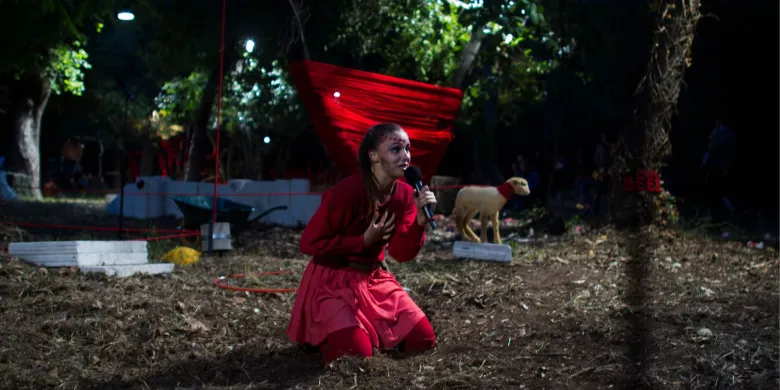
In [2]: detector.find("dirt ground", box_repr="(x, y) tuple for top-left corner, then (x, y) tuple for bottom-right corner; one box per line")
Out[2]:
(0, 198), (778, 389)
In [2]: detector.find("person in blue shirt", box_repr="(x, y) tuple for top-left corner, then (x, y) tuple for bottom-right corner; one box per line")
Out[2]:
(576, 133), (610, 213)
(0, 156), (18, 201)
(701, 118), (736, 220)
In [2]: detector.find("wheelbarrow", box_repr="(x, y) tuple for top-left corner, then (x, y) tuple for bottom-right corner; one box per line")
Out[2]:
(172, 196), (288, 245)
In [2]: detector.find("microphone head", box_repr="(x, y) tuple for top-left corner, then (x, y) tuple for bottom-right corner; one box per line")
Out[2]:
(403, 166), (423, 184)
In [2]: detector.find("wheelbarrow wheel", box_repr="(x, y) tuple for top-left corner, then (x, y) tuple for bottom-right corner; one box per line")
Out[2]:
(179, 219), (201, 247)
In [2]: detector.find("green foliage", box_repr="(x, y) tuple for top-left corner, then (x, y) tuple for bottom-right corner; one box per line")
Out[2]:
(91, 84), (156, 147)
(654, 190), (680, 226)
(0, 0), (111, 91)
(47, 42), (92, 96)
(138, 0), (297, 144)
(156, 72), (209, 126)
(388, 1), (470, 83)
(154, 53), (304, 142)
(220, 57), (304, 139)
(328, 0), (559, 126)
(565, 214), (583, 231)
(331, 0), (472, 84)
(476, 0), (560, 125)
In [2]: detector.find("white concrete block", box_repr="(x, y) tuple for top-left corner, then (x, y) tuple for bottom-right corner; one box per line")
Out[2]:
(9, 240), (147, 254)
(452, 241), (513, 263)
(79, 263), (175, 278)
(9, 240), (150, 267)
(17, 253), (149, 267)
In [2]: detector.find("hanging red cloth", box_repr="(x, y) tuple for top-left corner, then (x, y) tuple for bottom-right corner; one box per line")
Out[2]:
(126, 151), (141, 183)
(288, 60), (463, 184)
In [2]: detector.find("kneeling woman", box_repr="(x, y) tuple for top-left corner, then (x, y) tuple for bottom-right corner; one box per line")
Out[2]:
(286, 123), (438, 364)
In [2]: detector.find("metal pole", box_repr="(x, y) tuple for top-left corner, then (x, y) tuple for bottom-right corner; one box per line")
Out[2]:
(117, 95), (129, 239)
(209, 0), (228, 256)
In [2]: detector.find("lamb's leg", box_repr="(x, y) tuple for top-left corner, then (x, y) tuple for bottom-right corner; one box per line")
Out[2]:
(491, 212), (502, 245)
(479, 212), (489, 243)
(462, 209), (481, 242)
(453, 206), (466, 239)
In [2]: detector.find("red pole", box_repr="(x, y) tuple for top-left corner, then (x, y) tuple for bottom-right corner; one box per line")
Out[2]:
(209, 0), (227, 254)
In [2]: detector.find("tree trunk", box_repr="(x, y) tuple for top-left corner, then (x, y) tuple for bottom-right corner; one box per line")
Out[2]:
(184, 46), (238, 182)
(9, 71), (51, 199)
(610, 0), (700, 228)
(542, 0), (568, 210)
(275, 143), (292, 179)
(225, 136), (235, 180)
(97, 139), (104, 182)
(480, 59), (504, 185)
(176, 125), (191, 179)
(112, 153), (122, 188)
(256, 152), (264, 181)
(241, 131), (259, 180)
(452, 28), (485, 90)
(184, 68), (220, 182)
(139, 136), (157, 176)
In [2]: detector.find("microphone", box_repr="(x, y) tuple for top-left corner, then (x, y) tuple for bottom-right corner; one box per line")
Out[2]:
(404, 166), (437, 229)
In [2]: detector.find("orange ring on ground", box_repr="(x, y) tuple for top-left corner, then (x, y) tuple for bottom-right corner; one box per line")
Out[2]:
(214, 270), (298, 293)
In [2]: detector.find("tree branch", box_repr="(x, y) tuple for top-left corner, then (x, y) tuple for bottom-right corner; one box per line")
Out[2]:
(287, 0), (310, 60)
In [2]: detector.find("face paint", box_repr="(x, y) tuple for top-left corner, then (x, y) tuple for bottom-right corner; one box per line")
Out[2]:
(380, 135), (406, 144)
(374, 130), (411, 179)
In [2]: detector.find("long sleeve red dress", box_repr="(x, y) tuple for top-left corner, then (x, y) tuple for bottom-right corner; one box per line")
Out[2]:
(285, 173), (428, 351)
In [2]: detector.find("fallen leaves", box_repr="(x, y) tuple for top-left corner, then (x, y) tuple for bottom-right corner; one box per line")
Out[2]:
(183, 316), (211, 333)
(0, 216), (777, 390)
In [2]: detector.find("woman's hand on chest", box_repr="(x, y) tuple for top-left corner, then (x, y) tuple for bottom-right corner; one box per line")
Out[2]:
(362, 210), (397, 247)
(343, 203), (402, 236)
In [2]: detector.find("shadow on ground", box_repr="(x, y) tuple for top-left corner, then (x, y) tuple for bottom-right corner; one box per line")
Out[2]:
(80, 345), (323, 389)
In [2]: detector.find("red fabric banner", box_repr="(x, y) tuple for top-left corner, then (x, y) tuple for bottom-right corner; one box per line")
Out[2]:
(288, 60), (463, 184)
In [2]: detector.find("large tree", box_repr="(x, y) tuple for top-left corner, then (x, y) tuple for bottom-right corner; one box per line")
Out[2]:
(611, 0), (701, 227)
(0, 0), (112, 198)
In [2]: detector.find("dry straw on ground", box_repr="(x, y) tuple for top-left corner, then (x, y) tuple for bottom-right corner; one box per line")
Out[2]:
(0, 199), (777, 389)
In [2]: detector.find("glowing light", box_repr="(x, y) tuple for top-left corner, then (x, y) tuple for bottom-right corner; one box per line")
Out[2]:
(263, 136), (271, 144)
(333, 91), (341, 98)
(117, 11), (134, 21)
(245, 39), (255, 53)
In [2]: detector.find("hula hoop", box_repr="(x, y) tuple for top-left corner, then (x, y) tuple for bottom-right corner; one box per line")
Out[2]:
(214, 270), (298, 293)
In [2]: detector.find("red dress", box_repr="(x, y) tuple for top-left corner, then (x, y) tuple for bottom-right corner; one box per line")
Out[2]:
(286, 173), (428, 350)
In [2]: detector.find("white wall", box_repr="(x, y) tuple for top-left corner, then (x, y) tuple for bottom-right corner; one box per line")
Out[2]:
(105, 176), (321, 227)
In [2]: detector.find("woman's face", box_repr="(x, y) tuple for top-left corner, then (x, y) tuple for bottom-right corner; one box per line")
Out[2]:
(371, 130), (411, 179)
